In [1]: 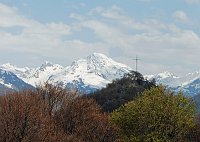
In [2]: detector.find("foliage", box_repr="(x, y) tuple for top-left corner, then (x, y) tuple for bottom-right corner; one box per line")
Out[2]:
(186, 114), (200, 142)
(88, 71), (156, 112)
(111, 86), (196, 142)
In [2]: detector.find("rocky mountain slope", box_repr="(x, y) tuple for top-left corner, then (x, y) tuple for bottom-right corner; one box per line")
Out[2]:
(0, 69), (34, 94)
(146, 71), (200, 96)
(0, 53), (132, 93)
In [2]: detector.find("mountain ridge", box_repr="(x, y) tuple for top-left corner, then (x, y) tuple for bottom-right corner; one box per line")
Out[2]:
(1, 53), (200, 96)
(146, 71), (200, 96)
(0, 69), (34, 93)
(0, 53), (132, 94)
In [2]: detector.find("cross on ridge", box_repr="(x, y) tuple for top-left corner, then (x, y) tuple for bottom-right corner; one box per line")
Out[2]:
(133, 56), (140, 72)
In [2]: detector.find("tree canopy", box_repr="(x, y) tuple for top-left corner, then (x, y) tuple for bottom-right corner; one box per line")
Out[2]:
(88, 71), (156, 112)
(111, 86), (196, 142)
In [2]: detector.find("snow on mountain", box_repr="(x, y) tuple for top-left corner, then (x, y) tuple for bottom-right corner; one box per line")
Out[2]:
(0, 69), (34, 93)
(21, 61), (64, 86)
(48, 53), (132, 93)
(0, 62), (64, 86)
(0, 63), (30, 77)
(0, 53), (132, 94)
(146, 71), (200, 96)
(2, 53), (200, 96)
(145, 71), (179, 88)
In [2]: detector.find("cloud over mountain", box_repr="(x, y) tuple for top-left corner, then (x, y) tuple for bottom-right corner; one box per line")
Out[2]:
(0, 2), (200, 76)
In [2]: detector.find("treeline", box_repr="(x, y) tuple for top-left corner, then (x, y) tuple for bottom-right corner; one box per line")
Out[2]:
(0, 71), (200, 141)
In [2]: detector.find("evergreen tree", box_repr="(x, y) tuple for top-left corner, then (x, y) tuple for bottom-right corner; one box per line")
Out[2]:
(88, 71), (155, 112)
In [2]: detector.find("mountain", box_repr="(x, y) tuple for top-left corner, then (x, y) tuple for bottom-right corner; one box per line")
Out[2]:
(0, 69), (34, 94)
(48, 53), (132, 93)
(0, 62), (64, 85)
(2, 53), (200, 96)
(0, 53), (132, 94)
(146, 71), (200, 97)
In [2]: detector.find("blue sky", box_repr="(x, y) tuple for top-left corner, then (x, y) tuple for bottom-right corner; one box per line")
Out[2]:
(0, 0), (200, 75)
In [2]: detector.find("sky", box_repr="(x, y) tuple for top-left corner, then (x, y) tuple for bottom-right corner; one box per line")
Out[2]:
(0, 0), (200, 75)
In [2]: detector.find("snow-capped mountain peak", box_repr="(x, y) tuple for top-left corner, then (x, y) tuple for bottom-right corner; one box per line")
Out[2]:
(87, 53), (129, 68)
(145, 71), (178, 87)
(87, 53), (114, 66)
(2, 53), (200, 96)
(22, 61), (64, 86)
(38, 61), (63, 72)
(1, 63), (15, 69)
(0, 68), (33, 92)
(0, 53), (132, 94)
(148, 70), (200, 96)
(40, 61), (54, 68)
(48, 53), (132, 93)
(69, 53), (132, 75)
(1, 63), (28, 72)
(0, 63), (31, 78)
(156, 71), (178, 79)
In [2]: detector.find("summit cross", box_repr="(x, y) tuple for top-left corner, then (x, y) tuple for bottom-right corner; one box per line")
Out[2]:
(133, 56), (140, 72)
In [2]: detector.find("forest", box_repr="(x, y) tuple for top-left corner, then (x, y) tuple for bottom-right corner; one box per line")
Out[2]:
(0, 71), (200, 142)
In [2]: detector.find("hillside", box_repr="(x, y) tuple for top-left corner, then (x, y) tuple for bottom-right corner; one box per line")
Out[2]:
(88, 71), (156, 112)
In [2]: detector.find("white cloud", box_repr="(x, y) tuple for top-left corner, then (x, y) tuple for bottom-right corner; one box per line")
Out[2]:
(69, 13), (84, 21)
(186, 0), (200, 4)
(0, 3), (31, 27)
(0, 3), (200, 75)
(173, 10), (190, 23)
(70, 6), (200, 75)
(0, 3), (73, 63)
(88, 5), (166, 33)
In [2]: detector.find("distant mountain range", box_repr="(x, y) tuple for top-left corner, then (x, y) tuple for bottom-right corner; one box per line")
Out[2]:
(1, 53), (200, 96)
(0, 69), (34, 93)
(0, 53), (131, 94)
(145, 71), (200, 97)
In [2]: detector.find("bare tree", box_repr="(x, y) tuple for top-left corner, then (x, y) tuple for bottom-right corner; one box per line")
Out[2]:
(36, 83), (67, 114)
(0, 83), (119, 142)
(0, 91), (69, 142)
(55, 97), (119, 142)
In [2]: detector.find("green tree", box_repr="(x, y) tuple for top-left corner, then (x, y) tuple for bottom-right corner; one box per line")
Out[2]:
(88, 71), (155, 112)
(111, 86), (196, 142)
